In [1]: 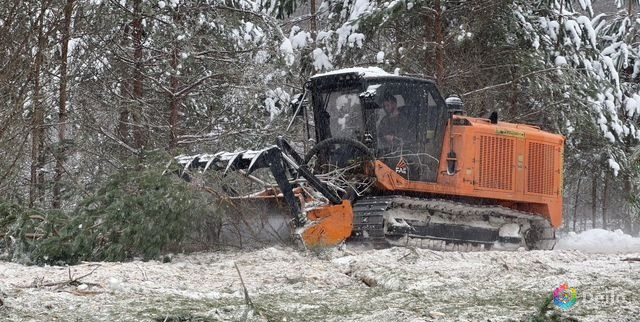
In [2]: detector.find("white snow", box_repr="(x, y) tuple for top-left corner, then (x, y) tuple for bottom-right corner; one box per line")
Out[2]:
(316, 31), (332, 42)
(312, 48), (333, 71)
(376, 51), (385, 63)
(279, 38), (295, 66)
(555, 55), (568, 66)
(625, 96), (639, 117)
(556, 229), (640, 253)
(263, 87), (290, 120)
(347, 33), (365, 48)
(498, 223), (521, 238)
(601, 42), (620, 57)
(547, 20), (560, 42)
(608, 158), (621, 176)
(348, 0), (372, 21)
(564, 20), (582, 49)
(601, 56), (620, 90)
(577, 0), (594, 16)
(604, 131), (616, 143)
(254, 50), (269, 64)
(289, 27), (310, 49)
(1, 246), (638, 321)
(331, 0), (374, 53)
(311, 66), (389, 78)
(577, 15), (597, 47)
(611, 121), (624, 136)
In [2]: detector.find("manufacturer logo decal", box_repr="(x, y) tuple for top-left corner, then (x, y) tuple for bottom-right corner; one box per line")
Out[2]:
(395, 158), (408, 175)
(496, 129), (525, 138)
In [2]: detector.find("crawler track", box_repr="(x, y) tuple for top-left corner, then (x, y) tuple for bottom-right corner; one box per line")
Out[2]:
(349, 196), (556, 251)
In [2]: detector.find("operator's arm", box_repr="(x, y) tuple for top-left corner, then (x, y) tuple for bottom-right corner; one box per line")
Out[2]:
(378, 117), (401, 145)
(377, 117), (391, 143)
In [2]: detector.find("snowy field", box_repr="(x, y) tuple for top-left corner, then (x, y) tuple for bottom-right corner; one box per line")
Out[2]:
(0, 230), (639, 322)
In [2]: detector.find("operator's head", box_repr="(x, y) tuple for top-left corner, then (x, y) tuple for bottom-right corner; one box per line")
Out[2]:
(383, 94), (398, 114)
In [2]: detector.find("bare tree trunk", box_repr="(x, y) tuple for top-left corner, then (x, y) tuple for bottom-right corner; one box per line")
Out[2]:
(131, 0), (146, 149)
(394, 21), (403, 68)
(591, 173), (598, 229)
(433, 0), (444, 87)
(29, 3), (48, 207)
(118, 81), (130, 143)
(582, 199), (587, 231)
(118, 24), (131, 145)
(623, 173), (634, 233)
(509, 66), (518, 115)
(53, 0), (75, 209)
(601, 174), (609, 230)
(309, 0), (317, 39)
(0, 2), (31, 142)
(168, 43), (180, 149)
(422, 12), (431, 75)
(572, 177), (581, 231)
(168, 9), (182, 150)
(628, 0), (637, 236)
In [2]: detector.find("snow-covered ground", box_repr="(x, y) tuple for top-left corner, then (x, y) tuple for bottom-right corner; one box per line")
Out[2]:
(0, 231), (639, 321)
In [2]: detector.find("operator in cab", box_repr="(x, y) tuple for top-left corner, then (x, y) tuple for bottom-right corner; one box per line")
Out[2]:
(377, 94), (410, 147)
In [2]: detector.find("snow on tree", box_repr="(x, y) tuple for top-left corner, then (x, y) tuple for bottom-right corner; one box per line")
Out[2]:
(514, 0), (639, 230)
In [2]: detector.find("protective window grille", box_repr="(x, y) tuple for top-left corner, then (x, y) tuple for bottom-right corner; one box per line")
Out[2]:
(527, 142), (555, 195)
(478, 136), (514, 190)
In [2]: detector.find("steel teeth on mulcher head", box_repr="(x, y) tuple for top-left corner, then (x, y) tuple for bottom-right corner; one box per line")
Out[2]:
(176, 146), (279, 174)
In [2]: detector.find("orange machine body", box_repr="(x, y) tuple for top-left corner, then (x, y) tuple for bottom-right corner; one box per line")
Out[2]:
(303, 200), (354, 246)
(374, 115), (565, 228)
(232, 188), (354, 247)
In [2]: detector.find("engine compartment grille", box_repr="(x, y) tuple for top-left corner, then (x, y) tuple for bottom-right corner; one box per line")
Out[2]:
(527, 142), (556, 195)
(477, 136), (514, 191)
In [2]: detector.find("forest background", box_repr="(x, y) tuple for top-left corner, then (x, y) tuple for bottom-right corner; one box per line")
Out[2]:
(0, 0), (638, 263)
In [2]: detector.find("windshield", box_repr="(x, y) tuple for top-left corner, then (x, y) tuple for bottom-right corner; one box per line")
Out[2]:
(365, 81), (446, 182)
(366, 82), (436, 148)
(318, 89), (364, 140)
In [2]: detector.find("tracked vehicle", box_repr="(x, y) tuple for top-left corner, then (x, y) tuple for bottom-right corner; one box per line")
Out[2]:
(179, 67), (563, 250)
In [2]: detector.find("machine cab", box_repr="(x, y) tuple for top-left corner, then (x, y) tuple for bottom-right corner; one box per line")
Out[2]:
(308, 68), (449, 182)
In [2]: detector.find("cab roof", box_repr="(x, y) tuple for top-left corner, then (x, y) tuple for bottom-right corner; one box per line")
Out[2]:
(310, 67), (390, 79)
(310, 67), (436, 89)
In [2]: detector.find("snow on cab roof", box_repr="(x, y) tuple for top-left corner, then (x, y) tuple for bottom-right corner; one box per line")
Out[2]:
(311, 67), (390, 79)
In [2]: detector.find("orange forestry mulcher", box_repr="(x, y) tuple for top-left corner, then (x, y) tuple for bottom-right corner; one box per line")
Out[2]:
(179, 68), (563, 250)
